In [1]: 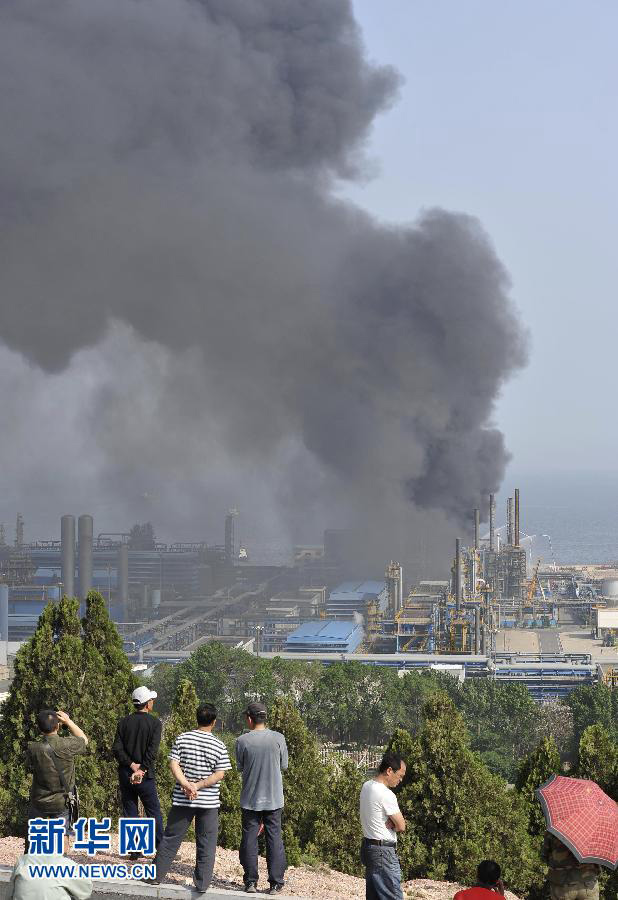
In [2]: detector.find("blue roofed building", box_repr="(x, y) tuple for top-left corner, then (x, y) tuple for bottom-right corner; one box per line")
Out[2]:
(326, 580), (388, 619)
(285, 619), (364, 653)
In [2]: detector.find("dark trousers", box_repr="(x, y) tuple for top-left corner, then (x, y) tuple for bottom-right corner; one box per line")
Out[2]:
(154, 805), (219, 890)
(118, 768), (164, 849)
(25, 804), (70, 853)
(360, 839), (404, 900)
(240, 807), (286, 888)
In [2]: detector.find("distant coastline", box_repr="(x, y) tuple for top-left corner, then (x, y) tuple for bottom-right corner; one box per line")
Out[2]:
(498, 471), (618, 564)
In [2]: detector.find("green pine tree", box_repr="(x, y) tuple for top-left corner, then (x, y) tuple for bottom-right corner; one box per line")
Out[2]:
(386, 725), (427, 878)
(310, 758), (366, 875)
(0, 592), (136, 834)
(0, 597), (85, 834)
(394, 694), (541, 896)
(564, 683), (618, 753)
(218, 734), (242, 851)
(156, 678), (200, 812)
(268, 696), (327, 862)
(577, 724), (618, 794)
(79, 591), (136, 819)
(515, 736), (561, 838)
(146, 663), (179, 717)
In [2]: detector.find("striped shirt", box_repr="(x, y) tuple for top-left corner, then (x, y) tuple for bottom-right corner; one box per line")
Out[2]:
(169, 730), (232, 808)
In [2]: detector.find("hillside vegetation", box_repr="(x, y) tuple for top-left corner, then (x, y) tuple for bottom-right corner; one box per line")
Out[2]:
(3, 595), (618, 897)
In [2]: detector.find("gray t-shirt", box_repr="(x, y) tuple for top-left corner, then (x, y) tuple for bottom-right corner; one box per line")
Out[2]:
(235, 729), (288, 811)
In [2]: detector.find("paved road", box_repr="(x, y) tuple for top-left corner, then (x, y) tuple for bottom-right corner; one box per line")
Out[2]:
(0, 870), (298, 900)
(92, 888), (296, 899)
(91, 889), (258, 899)
(536, 629), (562, 654)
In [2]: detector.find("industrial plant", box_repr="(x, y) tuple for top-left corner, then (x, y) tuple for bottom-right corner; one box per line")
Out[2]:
(0, 490), (617, 702)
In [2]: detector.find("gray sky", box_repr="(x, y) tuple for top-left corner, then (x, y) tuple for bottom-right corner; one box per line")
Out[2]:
(346, 0), (618, 476)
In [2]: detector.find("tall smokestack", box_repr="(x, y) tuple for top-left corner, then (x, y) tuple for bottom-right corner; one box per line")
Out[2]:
(489, 493), (495, 551)
(507, 497), (513, 546)
(78, 514), (93, 599)
(474, 508), (480, 550)
(0, 584), (8, 668)
(60, 515), (75, 598)
(455, 538), (462, 612)
(117, 543), (129, 606)
(15, 514), (24, 547)
(224, 511), (235, 563)
(514, 488), (520, 547)
(386, 561), (404, 614)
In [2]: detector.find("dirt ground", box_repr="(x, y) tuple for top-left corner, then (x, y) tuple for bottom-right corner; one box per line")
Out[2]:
(493, 625), (618, 663)
(558, 627), (618, 660)
(495, 629), (540, 654)
(0, 836), (522, 899)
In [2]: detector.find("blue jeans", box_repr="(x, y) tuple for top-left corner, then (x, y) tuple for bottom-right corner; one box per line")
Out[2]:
(360, 840), (403, 900)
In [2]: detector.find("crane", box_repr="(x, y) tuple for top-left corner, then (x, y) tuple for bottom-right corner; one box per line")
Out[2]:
(527, 558), (541, 604)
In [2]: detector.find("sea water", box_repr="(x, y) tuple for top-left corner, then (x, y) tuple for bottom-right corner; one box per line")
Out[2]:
(497, 471), (618, 565)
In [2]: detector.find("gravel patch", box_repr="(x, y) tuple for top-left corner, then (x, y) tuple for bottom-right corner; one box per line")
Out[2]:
(404, 879), (520, 900)
(0, 837), (521, 900)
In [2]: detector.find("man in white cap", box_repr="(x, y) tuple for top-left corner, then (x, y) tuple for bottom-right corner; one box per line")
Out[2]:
(112, 686), (163, 853)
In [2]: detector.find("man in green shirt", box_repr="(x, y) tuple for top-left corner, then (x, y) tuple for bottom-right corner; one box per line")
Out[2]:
(26, 710), (88, 852)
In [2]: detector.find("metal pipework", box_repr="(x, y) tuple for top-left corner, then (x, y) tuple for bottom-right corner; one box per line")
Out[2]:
(455, 538), (462, 612)
(489, 494), (495, 551)
(474, 606), (481, 654)
(117, 544), (129, 605)
(78, 514), (93, 600)
(60, 515), (75, 598)
(507, 497), (514, 546)
(514, 488), (520, 547)
(474, 508), (480, 550)
(0, 584), (8, 667)
(386, 561), (403, 616)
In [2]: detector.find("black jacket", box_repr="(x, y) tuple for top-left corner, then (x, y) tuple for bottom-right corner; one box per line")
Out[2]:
(112, 712), (162, 778)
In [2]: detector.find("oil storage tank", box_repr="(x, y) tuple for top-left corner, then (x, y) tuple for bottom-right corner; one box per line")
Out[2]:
(602, 579), (618, 606)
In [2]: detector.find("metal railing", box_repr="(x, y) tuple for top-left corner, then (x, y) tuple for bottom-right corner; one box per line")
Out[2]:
(318, 744), (382, 771)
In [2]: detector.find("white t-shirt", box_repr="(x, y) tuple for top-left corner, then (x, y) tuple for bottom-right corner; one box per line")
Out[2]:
(359, 779), (401, 842)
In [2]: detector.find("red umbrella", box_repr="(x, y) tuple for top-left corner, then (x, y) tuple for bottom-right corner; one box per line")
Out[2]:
(536, 775), (618, 869)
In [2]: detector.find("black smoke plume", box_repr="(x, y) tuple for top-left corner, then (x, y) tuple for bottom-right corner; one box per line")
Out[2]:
(0, 0), (527, 571)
